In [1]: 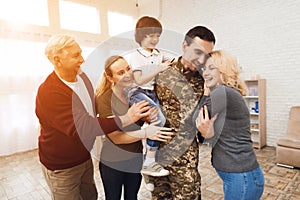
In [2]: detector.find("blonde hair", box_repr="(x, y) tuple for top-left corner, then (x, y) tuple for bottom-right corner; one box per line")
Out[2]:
(45, 34), (77, 63)
(95, 55), (124, 97)
(210, 50), (247, 96)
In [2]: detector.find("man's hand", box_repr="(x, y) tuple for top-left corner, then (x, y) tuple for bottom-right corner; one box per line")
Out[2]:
(119, 100), (150, 127)
(143, 106), (159, 123)
(128, 100), (150, 123)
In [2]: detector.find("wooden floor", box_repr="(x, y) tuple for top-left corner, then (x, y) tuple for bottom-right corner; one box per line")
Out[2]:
(0, 146), (299, 200)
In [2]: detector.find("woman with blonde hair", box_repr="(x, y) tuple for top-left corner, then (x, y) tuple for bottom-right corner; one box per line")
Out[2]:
(195, 50), (264, 200)
(95, 55), (173, 200)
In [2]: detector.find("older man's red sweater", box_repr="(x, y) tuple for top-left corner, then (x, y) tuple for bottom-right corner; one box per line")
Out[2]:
(36, 72), (121, 170)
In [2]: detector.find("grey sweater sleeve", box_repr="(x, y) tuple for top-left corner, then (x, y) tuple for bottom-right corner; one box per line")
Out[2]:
(202, 86), (227, 146)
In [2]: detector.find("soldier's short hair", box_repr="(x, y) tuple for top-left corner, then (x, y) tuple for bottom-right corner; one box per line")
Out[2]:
(184, 26), (216, 46)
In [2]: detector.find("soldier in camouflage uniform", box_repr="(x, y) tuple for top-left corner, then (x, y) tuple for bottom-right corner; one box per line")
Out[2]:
(149, 26), (216, 200)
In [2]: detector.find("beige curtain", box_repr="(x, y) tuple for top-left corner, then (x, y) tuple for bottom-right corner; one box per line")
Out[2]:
(0, 38), (94, 156)
(0, 39), (50, 156)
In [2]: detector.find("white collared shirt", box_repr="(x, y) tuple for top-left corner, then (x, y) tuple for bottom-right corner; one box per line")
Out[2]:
(125, 47), (164, 90)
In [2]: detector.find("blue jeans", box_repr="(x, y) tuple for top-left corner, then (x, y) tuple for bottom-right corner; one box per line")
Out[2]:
(216, 167), (264, 200)
(127, 86), (166, 151)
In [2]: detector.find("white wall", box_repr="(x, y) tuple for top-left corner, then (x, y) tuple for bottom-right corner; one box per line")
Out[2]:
(140, 0), (300, 146)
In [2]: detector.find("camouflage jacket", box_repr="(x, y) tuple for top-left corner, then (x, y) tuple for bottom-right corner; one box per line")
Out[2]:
(155, 56), (204, 165)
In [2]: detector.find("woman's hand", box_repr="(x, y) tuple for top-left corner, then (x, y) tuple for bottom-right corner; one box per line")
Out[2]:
(143, 121), (174, 143)
(203, 83), (210, 96)
(196, 105), (218, 138)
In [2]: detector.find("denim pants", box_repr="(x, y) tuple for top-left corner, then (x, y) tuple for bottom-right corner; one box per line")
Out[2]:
(127, 86), (166, 151)
(216, 167), (264, 200)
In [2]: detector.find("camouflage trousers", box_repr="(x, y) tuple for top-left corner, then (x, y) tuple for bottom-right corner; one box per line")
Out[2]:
(150, 140), (201, 200)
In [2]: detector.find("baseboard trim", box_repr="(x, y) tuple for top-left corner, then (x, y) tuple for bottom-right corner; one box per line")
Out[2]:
(276, 163), (294, 169)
